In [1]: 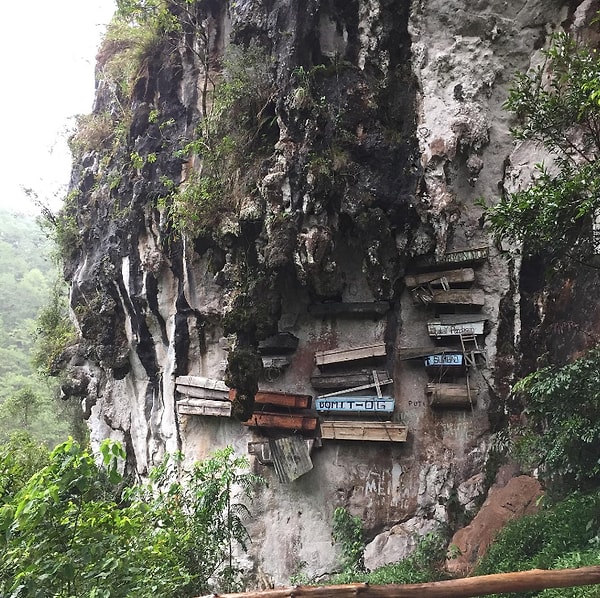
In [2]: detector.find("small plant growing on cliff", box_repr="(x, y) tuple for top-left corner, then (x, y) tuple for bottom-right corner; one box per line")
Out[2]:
(32, 281), (76, 376)
(332, 507), (365, 574)
(162, 42), (275, 239)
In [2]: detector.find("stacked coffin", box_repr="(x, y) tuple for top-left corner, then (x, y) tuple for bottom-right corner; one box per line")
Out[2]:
(311, 343), (407, 442)
(176, 375), (317, 432)
(231, 388), (317, 433)
(404, 246), (490, 409)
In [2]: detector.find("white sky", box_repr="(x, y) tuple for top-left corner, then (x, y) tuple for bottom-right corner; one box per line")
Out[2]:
(0, 0), (116, 214)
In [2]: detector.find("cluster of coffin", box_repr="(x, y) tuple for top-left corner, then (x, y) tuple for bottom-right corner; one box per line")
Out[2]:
(176, 369), (407, 444)
(402, 246), (491, 408)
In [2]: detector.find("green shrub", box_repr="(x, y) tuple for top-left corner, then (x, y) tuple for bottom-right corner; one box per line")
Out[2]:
(328, 531), (448, 585)
(510, 349), (600, 491)
(32, 282), (76, 376)
(332, 507), (365, 574)
(0, 441), (263, 597)
(475, 493), (600, 597)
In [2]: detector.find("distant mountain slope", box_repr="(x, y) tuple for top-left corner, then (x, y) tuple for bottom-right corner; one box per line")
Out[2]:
(0, 209), (72, 444)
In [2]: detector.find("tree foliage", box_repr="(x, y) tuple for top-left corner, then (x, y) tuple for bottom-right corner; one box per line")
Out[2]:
(509, 349), (600, 491)
(0, 440), (262, 597)
(484, 32), (600, 261)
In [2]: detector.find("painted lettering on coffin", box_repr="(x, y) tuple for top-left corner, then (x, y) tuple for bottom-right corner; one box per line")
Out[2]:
(315, 396), (395, 413)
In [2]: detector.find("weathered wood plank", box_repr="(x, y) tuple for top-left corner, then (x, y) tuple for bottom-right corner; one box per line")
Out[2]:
(320, 421), (408, 442)
(308, 302), (389, 318)
(243, 412), (318, 432)
(426, 383), (476, 407)
(398, 347), (455, 360)
(405, 268), (475, 288)
(438, 314), (488, 324)
(427, 320), (486, 337)
(424, 353), (464, 368)
(177, 399), (232, 417)
(198, 565), (600, 598)
(176, 384), (229, 401)
(315, 343), (387, 366)
(229, 389), (312, 409)
(312, 372), (372, 389)
(175, 376), (229, 392)
(315, 396), (395, 413)
(414, 246), (489, 270)
(248, 439), (318, 465)
(269, 436), (314, 483)
(424, 289), (485, 306)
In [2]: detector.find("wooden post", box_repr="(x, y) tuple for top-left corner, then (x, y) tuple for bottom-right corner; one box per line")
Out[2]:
(198, 566), (600, 598)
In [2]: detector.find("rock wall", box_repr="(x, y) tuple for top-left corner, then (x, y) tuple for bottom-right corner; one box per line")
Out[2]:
(61, 0), (593, 586)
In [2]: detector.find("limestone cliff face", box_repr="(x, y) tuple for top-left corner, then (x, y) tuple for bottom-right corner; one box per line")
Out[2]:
(61, 0), (592, 585)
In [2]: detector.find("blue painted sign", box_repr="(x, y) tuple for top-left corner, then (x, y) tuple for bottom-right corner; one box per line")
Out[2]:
(424, 353), (464, 368)
(315, 396), (395, 413)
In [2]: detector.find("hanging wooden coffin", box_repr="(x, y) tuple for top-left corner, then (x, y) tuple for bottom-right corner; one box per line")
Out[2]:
(242, 412), (318, 432)
(308, 302), (389, 319)
(228, 389), (311, 409)
(315, 396), (395, 414)
(311, 372), (374, 390)
(415, 288), (485, 306)
(259, 332), (299, 354)
(175, 376), (229, 400)
(398, 347), (454, 360)
(177, 398), (232, 417)
(315, 343), (386, 367)
(320, 421), (408, 442)
(414, 246), (489, 270)
(427, 319), (486, 338)
(426, 383), (477, 407)
(404, 268), (475, 289)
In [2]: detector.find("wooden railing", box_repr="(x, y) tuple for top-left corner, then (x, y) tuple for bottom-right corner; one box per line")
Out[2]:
(199, 566), (600, 598)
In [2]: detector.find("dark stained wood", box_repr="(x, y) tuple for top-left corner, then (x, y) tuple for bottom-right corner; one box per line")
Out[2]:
(405, 268), (475, 288)
(413, 246), (489, 270)
(197, 565), (600, 598)
(308, 302), (389, 318)
(242, 412), (318, 432)
(311, 372), (383, 389)
(228, 389), (311, 409)
(398, 347), (455, 360)
(259, 333), (299, 355)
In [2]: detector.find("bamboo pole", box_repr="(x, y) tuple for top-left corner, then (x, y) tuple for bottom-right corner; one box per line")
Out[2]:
(199, 566), (600, 598)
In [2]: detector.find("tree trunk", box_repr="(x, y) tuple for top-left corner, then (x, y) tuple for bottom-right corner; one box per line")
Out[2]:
(199, 566), (600, 598)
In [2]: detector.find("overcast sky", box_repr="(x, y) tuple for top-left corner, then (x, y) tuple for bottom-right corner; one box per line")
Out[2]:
(0, 0), (116, 214)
